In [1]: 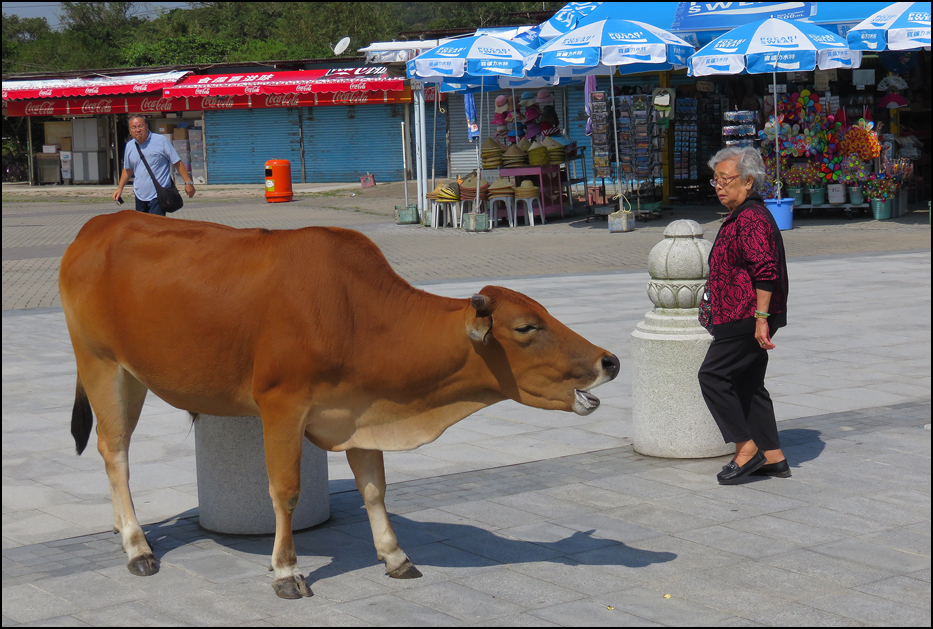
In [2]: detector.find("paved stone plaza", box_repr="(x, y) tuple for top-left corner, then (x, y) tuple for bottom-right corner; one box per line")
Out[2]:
(2, 182), (930, 625)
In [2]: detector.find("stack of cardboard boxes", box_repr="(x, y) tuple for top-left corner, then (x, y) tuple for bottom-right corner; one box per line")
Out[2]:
(158, 121), (205, 185)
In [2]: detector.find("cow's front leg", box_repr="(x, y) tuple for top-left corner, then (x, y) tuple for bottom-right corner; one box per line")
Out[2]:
(346, 448), (422, 578)
(261, 413), (313, 599)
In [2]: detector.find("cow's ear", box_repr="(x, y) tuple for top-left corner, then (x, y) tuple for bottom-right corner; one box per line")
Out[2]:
(467, 294), (493, 344)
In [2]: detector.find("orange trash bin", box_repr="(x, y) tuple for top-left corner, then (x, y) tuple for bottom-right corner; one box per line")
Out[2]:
(264, 159), (293, 203)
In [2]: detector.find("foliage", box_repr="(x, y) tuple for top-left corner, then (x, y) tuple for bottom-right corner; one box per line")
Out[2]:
(2, 2), (569, 73)
(121, 34), (236, 66)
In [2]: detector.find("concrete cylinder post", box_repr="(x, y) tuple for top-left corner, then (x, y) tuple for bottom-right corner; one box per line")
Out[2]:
(632, 220), (732, 458)
(195, 415), (330, 534)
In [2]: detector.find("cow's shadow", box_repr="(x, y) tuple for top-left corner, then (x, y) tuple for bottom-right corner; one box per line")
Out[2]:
(292, 509), (678, 583)
(143, 507), (676, 582)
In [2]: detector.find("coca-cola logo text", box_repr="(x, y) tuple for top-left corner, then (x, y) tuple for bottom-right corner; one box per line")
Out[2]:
(265, 94), (300, 107)
(333, 91), (371, 104)
(140, 97), (174, 112)
(85, 86), (100, 95)
(201, 95), (236, 109)
(81, 99), (113, 114)
(25, 101), (56, 115)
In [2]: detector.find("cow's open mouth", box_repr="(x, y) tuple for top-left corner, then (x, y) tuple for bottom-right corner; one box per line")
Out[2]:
(573, 389), (600, 415)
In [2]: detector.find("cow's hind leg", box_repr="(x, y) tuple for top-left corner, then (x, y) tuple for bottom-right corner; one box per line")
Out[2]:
(261, 412), (312, 599)
(346, 448), (422, 579)
(78, 361), (157, 576)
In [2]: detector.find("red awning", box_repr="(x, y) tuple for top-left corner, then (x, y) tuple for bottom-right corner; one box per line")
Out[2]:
(2, 71), (190, 101)
(163, 68), (405, 97)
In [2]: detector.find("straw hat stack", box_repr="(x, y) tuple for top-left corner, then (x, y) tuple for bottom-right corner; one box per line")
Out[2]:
(543, 137), (565, 164)
(526, 140), (549, 166)
(425, 180), (461, 202)
(502, 144), (528, 168)
(488, 177), (515, 198)
(460, 173), (490, 202)
(513, 179), (539, 200)
(481, 137), (505, 169)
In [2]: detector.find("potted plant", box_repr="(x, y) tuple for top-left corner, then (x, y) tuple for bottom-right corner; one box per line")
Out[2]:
(801, 161), (826, 206)
(782, 165), (806, 205)
(863, 174), (897, 220)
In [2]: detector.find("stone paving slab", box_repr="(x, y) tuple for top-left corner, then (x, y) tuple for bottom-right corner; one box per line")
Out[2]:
(2, 406), (929, 625)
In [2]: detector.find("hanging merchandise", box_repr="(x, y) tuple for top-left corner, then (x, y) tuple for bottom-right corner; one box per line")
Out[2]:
(588, 91), (612, 179)
(722, 110), (760, 149)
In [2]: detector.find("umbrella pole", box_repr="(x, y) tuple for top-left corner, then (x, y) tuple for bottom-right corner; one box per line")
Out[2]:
(432, 83), (438, 191)
(773, 71), (781, 199)
(402, 120), (409, 208)
(511, 87), (518, 140)
(609, 71), (620, 208)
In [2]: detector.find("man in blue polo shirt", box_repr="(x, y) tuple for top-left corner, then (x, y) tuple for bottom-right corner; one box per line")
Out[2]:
(112, 114), (195, 215)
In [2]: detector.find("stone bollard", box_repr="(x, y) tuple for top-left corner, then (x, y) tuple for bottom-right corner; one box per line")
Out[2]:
(632, 220), (732, 458)
(195, 415), (330, 534)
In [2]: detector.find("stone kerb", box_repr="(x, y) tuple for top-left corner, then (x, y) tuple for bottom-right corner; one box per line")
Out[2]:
(632, 219), (732, 458)
(195, 415), (330, 534)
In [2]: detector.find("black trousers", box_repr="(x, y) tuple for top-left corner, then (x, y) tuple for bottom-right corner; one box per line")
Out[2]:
(698, 332), (780, 450)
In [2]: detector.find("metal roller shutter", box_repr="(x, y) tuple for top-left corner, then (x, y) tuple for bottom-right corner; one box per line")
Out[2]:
(205, 108), (301, 184)
(302, 104), (416, 183)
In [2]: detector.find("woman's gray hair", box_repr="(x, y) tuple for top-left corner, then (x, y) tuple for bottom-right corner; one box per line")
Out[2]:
(708, 146), (766, 191)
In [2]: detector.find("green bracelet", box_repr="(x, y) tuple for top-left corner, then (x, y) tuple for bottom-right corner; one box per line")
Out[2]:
(754, 310), (770, 318)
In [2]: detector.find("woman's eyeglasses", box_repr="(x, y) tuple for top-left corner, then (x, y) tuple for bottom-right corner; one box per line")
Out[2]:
(710, 175), (741, 188)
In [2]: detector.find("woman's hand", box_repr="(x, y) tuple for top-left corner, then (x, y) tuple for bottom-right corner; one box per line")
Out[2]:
(755, 317), (775, 350)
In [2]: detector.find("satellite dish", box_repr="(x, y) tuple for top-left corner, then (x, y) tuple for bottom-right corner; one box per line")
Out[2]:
(333, 37), (350, 56)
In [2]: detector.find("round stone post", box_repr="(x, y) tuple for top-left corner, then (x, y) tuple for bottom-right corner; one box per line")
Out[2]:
(195, 415), (330, 534)
(632, 220), (732, 458)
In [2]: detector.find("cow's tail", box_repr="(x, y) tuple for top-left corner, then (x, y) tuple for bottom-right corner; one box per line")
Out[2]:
(71, 376), (93, 455)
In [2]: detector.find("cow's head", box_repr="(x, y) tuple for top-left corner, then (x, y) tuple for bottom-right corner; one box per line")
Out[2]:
(467, 286), (619, 415)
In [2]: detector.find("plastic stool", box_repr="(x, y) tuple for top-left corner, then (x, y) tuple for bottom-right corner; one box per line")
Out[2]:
(431, 201), (462, 229)
(514, 197), (545, 226)
(487, 196), (515, 228)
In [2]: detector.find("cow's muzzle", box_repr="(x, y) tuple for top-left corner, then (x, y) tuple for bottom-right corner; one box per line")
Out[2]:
(572, 353), (620, 415)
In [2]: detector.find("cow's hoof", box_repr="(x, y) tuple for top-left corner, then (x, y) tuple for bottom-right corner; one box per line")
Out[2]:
(273, 575), (313, 599)
(388, 559), (422, 579)
(127, 553), (159, 576)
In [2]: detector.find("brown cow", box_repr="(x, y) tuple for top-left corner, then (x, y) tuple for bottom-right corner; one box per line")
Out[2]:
(59, 210), (619, 598)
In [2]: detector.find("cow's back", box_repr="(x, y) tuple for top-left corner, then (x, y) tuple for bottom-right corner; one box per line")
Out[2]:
(59, 211), (418, 416)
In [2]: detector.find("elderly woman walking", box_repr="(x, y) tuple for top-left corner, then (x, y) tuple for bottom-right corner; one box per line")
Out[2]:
(699, 147), (789, 485)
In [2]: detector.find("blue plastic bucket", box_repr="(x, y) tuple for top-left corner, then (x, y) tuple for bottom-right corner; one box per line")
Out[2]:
(764, 197), (794, 231)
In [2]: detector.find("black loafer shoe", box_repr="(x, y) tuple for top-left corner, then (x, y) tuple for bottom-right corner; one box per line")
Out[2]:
(717, 450), (766, 485)
(751, 459), (791, 478)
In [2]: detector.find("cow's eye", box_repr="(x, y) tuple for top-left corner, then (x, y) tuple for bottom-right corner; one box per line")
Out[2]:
(515, 325), (537, 334)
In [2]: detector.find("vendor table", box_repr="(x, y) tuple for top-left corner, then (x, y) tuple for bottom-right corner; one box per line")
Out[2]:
(498, 165), (563, 219)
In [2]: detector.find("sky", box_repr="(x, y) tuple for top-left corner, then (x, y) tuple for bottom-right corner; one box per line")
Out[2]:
(1, 2), (191, 29)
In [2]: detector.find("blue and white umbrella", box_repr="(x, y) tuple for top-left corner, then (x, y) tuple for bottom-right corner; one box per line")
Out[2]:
(688, 17), (861, 77)
(688, 18), (862, 198)
(533, 18), (694, 201)
(406, 35), (537, 80)
(847, 2), (931, 51)
(536, 18), (694, 73)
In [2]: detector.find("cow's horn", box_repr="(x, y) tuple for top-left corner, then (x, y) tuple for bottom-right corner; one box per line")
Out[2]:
(470, 294), (491, 315)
